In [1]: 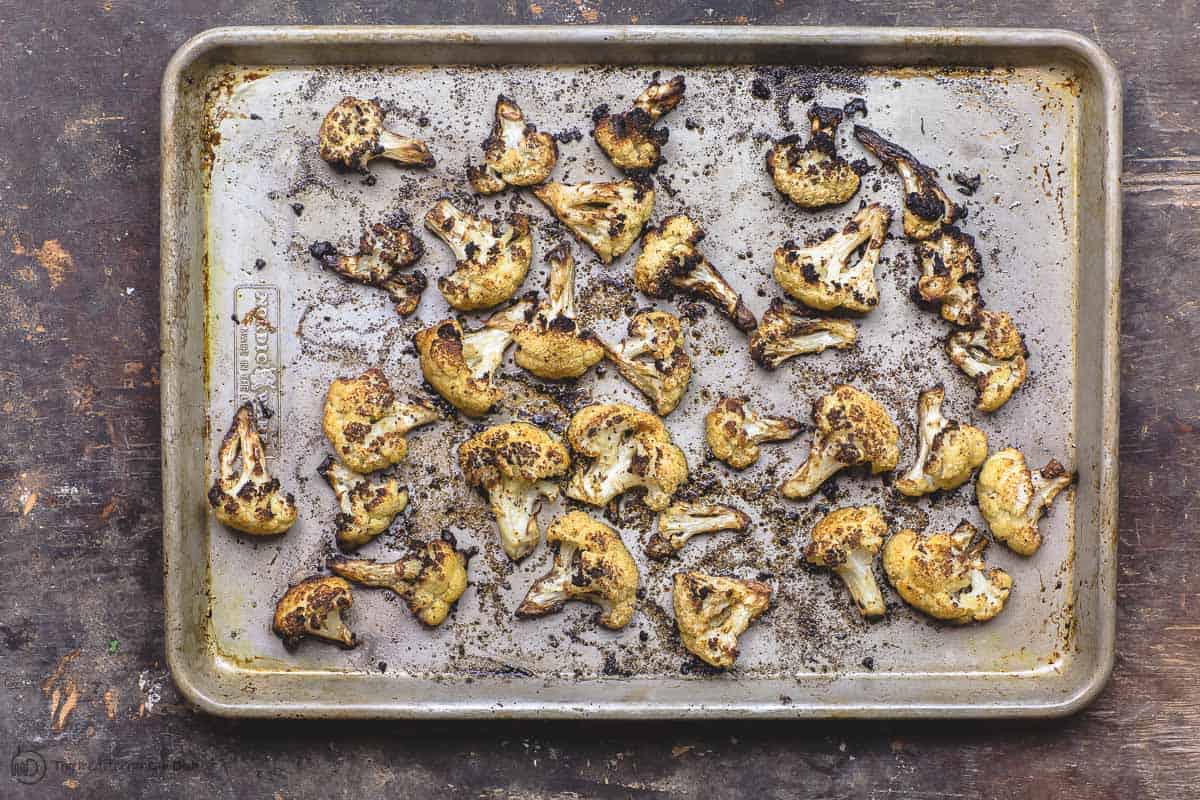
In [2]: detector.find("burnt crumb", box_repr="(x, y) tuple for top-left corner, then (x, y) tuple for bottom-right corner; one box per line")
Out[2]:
(594, 365), (607, 377)
(249, 112), (262, 121)
(872, 180), (883, 192)
(417, 115), (430, 127)
(850, 158), (873, 176)
(378, 661), (388, 673)
(684, 117), (701, 131)
(750, 78), (772, 100)
(591, 104), (610, 124)
(639, 630), (650, 643)
(253, 258), (266, 270)
(291, 202), (305, 217)
(861, 656), (875, 671)
(677, 300), (708, 322)
(680, 657), (725, 676)
(953, 172), (982, 195)
(779, 695), (793, 705)
(554, 127), (583, 143)
(308, 240), (337, 262)
(361, 174), (377, 187)
(819, 481), (840, 502)
(601, 653), (631, 676)
(230, 314), (239, 324)
(843, 97), (868, 117)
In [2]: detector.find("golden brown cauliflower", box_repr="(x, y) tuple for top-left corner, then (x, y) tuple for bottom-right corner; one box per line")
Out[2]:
(766, 106), (861, 209)
(533, 179), (655, 264)
(705, 396), (800, 470)
(322, 368), (440, 473)
(565, 402), (688, 511)
(592, 74), (685, 170)
(977, 448), (1073, 556)
(945, 310), (1028, 412)
(882, 522), (1012, 624)
(748, 297), (857, 369)
(854, 125), (957, 240)
(318, 96), (435, 171)
(804, 506), (887, 618)
(604, 311), (693, 416)
(317, 456), (409, 551)
(914, 225), (984, 327)
(673, 572), (771, 669)
(272, 576), (357, 650)
(424, 199), (532, 311)
(483, 244), (604, 379)
(458, 421), (571, 561)
(331, 536), (469, 627)
(645, 501), (750, 560)
(308, 221), (426, 316)
(516, 511), (639, 630)
(633, 214), (757, 331)
(207, 403), (297, 535)
(774, 202), (892, 313)
(467, 94), (558, 194)
(894, 386), (988, 497)
(780, 384), (900, 499)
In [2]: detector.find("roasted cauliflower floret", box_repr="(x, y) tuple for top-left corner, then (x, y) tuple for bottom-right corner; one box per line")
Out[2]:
(318, 96), (435, 171)
(748, 298), (857, 368)
(673, 572), (771, 669)
(317, 456), (408, 551)
(882, 522), (1013, 624)
(331, 537), (469, 627)
(272, 576), (357, 650)
(604, 311), (693, 416)
(633, 214), (757, 331)
(780, 384), (900, 499)
(945, 310), (1028, 412)
(914, 226), (984, 327)
(894, 386), (988, 497)
(774, 202), (892, 313)
(854, 125), (957, 240)
(766, 106), (861, 209)
(592, 74), (685, 170)
(804, 506), (887, 618)
(207, 403), (297, 535)
(484, 244), (604, 379)
(424, 200), (533, 311)
(309, 222), (427, 316)
(565, 402), (688, 511)
(322, 368), (440, 473)
(516, 511), (639, 630)
(458, 422), (571, 561)
(977, 448), (1073, 556)
(467, 94), (558, 194)
(645, 501), (750, 560)
(533, 179), (655, 264)
(705, 396), (801, 470)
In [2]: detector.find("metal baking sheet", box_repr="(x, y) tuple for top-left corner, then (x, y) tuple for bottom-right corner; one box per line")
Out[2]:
(160, 26), (1121, 718)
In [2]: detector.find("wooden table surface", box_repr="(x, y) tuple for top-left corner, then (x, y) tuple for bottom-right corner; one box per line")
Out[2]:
(0, 2), (1194, 798)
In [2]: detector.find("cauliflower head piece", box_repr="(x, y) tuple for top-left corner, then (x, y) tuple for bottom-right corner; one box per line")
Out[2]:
(424, 200), (533, 311)
(272, 576), (357, 650)
(673, 572), (771, 669)
(414, 305), (531, 417)
(705, 395), (801, 470)
(766, 105), (861, 209)
(208, 402), (298, 535)
(804, 506), (887, 618)
(894, 386), (988, 497)
(748, 297), (857, 369)
(331, 536), (469, 627)
(773, 202), (892, 313)
(516, 511), (640, 630)
(977, 448), (1073, 556)
(592, 74), (685, 170)
(854, 124), (957, 240)
(914, 225), (983, 327)
(645, 501), (750, 560)
(533, 179), (655, 264)
(322, 368), (440, 473)
(458, 421), (571, 561)
(317, 456), (409, 551)
(945, 310), (1028, 412)
(318, 96), (435, 171)
(604, 310), (693, 416)
(468, 94), (558, 194)
(883, 522), (1013, 624)
(309, 221), (427, 316)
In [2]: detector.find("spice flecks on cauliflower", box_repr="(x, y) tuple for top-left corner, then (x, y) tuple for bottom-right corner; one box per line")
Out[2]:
(882, 522), (1012, 624)
(533, 179), (655, 263)
(854, 124), (957, 240)
(705, 395), (801, 470)
(604, 310), (693, 416)
(914, 225), (984, 327)
(894, 386), (988, 497)
(773, 203), (893, 313)
(272, 576), (357, 650)
(976, 448), (1073, 556)
(748, 298), (857, 368)
(322, 368), (440, 473)
(945, 310), (1028, 412)
(318, 96), (435, 171)
(309, 222), (427, 316)
(645, 501), (750, 560)
(467, 94), (558, 194)
(424, 200), (533, 311)
(766, 106), (861, 209)
(208, 403), (298, 535)
(317, 456), (409, 551)
(592, 75), (685, 170)
(804, 506), (887, 618)
(673, 571), (771, 669)
(331, 537), (469, 627)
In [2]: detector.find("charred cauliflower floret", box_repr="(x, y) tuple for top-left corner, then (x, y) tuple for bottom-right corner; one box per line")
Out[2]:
(645, 501), (750, 560)
(484, 245), (604, 379)
(894, 386), (988, 497)
(780, 384), (900, 499)
(673, 572), (771, 669)
(945, 310), (1029, 412)
(318, 96), (435, 171)
(272, 576), (357, 650)
(804, 506), (888, 618)
(309, 222), (427, 316)
(882, 522), (1013, 624)
(633, 214), (757, 331)
(317, 456), (408, 551)
(748, 298), (857, 368)
(331, 537), (469, 627)
(565, 402), (688, 511)
(977, 448), (1073, 556)
(533, 179), (655, 264)
(705, 396), (800, 470)
(322, 368), (440, 473)
(207, 403), (297, 535)
(766, 106), (861, 209)
(604, 311), (693, 416)
(854, 125), (957, 240)
(914, 226), (984, 327)
(458, 422), (571, 561)
(467, 94), (558, 194)
(516, 511), (639, 630)
(592, 74), (686, 171)
(424, 200), (533, 311)
(773, 202), (892, 313)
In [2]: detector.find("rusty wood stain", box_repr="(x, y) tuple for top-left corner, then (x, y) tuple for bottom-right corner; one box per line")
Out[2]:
(31, 239), (76, 289)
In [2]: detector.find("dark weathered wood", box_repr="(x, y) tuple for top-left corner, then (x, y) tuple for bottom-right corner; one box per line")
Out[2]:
(0, 1), (1195, 798)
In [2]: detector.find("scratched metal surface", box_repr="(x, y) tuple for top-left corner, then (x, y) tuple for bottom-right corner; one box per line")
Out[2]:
(163, 28), (1116, 717)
